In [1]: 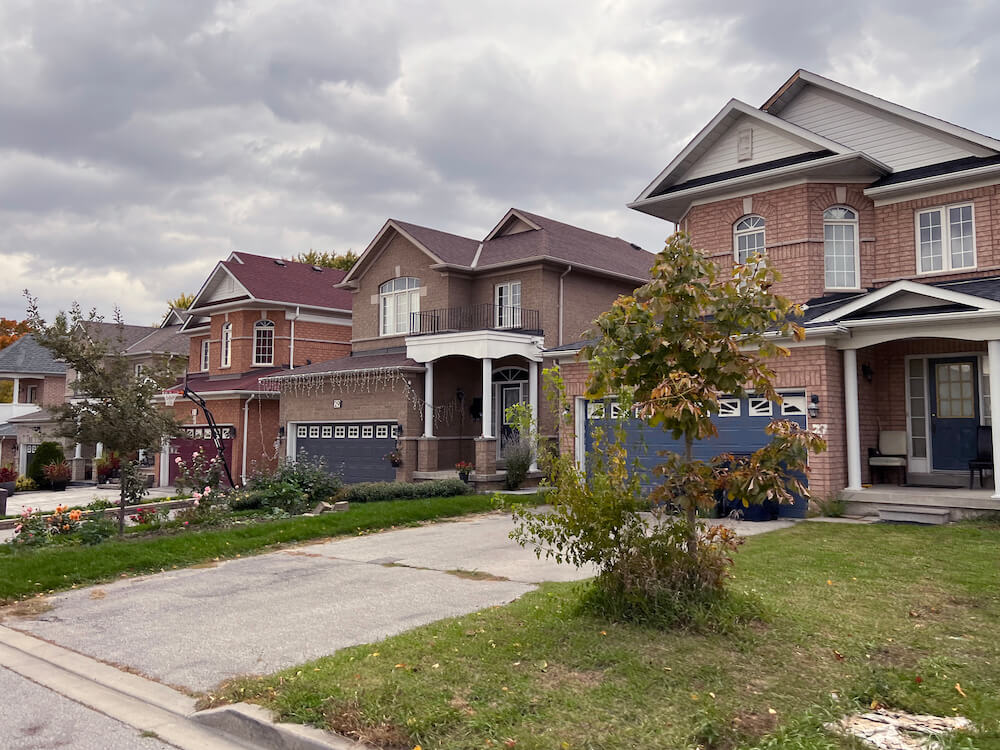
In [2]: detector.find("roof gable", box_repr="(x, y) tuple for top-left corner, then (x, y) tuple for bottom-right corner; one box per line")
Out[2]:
(483, 209), (542, 241)
(341, 220), (479, 285)
(635, 99), (849, 200)
(811, 279), (1000, 324)
(764, 71), (1000, 172)
(190, 263), (250, 309)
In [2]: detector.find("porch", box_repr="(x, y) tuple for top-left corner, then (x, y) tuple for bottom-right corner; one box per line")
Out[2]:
(843, 472), (998, 522)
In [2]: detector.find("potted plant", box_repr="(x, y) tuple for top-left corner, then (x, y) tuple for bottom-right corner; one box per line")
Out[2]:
(455, 461), (474, 483)
(0, 465), (17, 496)
(42, 461), (72, 491)
(385, 449), (403, 467)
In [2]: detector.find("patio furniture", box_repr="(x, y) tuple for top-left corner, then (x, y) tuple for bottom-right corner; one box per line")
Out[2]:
(868, 430), (908, 485)
(968, 425), (993, 489)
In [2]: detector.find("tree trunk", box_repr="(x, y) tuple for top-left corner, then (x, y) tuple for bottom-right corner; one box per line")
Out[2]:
(118, 473), (126, 536)
(684, 434), (698, 559)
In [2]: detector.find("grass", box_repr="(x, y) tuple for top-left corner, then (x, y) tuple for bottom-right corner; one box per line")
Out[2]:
(0, 495), (497, 602)
(210, 521), (1000, 749)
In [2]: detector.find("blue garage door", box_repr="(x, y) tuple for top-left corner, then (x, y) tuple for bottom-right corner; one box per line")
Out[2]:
(295, 421), (398, 484)
(584, 393), (809, 518)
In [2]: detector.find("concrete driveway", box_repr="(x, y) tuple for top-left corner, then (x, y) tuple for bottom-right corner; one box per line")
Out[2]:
(9, 512), (792, 693)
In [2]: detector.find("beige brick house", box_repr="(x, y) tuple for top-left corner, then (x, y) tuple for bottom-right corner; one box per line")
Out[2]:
(552, 69), (1000, 518)
(263, 209), (651, 484)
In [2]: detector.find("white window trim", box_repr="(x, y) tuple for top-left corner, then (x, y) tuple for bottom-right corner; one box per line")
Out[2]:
(200, 340), (210, 372)
(253, 319), (275, 367)
(823, 206), (861, 292)
(494, 280), (522, 328)
(733, 215), (766, 264)
(379, 277), (420, 337)
(914, 202), (976, 276)
(220, 323), (232, 369)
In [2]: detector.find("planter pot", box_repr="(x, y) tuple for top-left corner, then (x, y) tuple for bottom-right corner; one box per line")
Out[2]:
(50, 481), (69, 492)
(0, 481), (14, 496)
(458, 472), (471, 484)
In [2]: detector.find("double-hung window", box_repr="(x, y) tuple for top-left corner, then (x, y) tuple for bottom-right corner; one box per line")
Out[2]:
(733, 215), (765, 264)
(220, 322), (232, 368)
(495, 280), (522, 328)
(916, 203), (975, 274)
(379, 277), (420, 336)
(823, 206), (860, 290)
(200, 339), (210, 371)
(253, 319), (275, 366)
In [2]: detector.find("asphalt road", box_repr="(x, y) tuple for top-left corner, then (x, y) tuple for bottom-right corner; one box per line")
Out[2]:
(0, 667), (170, 750)
(9, 512), (792, 694)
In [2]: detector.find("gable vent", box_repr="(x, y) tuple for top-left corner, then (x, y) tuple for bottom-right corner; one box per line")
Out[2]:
(312, 265), (323, 272)
(274, 259), (286, 266)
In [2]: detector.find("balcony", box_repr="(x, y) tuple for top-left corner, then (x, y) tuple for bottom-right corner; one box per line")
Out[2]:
(0, 403), (42, 422)
(410, 304), (541, 336)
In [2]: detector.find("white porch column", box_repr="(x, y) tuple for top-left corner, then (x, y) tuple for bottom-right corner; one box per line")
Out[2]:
(843, 347), (862, 491)
(481, 358), (493, 438)
(529, 359), (539, 471)
(95, 442), (104, 459)
(11, 377), (18, 404)
(74, 443), (82, 459)
(988, 340), (1000, 498)
(423, 360), (435, 438)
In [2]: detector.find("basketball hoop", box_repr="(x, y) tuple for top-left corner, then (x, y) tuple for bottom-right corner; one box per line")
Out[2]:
(163, 390), (181, 407)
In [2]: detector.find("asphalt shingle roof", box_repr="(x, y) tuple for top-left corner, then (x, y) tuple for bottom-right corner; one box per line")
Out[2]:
(219, 253), (354, 311)
(0, 335), (66, 375)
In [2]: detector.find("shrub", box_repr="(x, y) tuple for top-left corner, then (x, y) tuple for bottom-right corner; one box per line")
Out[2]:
(813, 494), (847, 518)
(173, 448), (224, 494)
(86, 498), (113, 511)
(15, 475), (37, 491)
(503, 437), (534, 490)
(0, 465), (17, 483)
(42, 461), (72, 485)
(129, 506), (167, 526)
(27, 442), (65, 486)
(79, 516), (117, 545)
(244, 454), (342, 514)
(95, 452), (121, 482)
(339, 478), (469, 503)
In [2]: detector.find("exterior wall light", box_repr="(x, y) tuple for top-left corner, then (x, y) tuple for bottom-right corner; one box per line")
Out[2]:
(807, 394), (820, 418)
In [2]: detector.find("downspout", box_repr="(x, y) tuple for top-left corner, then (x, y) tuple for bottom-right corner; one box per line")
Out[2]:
(241, 393), (257, 484)
(289, 306), (300, 368)
(558, 265), (572, 346)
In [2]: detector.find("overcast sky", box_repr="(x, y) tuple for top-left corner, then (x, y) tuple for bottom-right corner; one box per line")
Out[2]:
(1, 0), (997, 324)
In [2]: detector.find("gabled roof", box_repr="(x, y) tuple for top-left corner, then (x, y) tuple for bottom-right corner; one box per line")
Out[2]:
(808, 278), (1000, 324)
(81, 321), (160, 350)
(125, 325), (189, 357)
(0, 335), (65, 376)
(189, 252), (353, 316)
(764, 70), (1000, 155)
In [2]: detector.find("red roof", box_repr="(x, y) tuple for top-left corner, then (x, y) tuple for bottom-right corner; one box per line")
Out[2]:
(220, 252), (353, 311)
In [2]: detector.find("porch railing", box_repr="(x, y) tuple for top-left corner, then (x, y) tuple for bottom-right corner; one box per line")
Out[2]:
(409, 304), (541, 336)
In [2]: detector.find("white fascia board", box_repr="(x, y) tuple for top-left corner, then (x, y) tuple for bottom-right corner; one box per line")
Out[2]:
(633, 99), (851, 201)
(405, 330), (546, 363)
(469, 256), (649, 285)
(811, 279), (1000, 323)
(341, 220), (445, 285)
(543, 348), (584, 360)
(188, 263), (251, 313)
(840, 308), (1000, 330)
(864, 162), (1000, 200)
(793, 70), (1000, 154)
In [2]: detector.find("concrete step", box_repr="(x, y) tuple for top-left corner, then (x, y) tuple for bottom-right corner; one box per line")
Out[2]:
(877, 506), (952, 525)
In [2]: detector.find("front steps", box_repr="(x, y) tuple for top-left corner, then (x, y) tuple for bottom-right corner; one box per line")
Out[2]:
(877, 506), (952, 525)
(844, 483), (1000, 523)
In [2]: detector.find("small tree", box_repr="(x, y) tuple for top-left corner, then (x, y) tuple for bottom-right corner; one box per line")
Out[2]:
(294, 249), (359, 271)
(509, 233), (824, 623)
(25, 296), (182, 534)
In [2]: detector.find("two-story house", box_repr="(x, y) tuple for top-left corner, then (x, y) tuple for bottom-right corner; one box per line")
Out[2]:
(262, 208), (651, 485)
(553, 69), (1000, 519)
(155, 252), (353, 486)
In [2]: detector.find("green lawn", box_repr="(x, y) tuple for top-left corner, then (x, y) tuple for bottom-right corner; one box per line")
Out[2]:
(0, 495), (496, 602)
(210, 521), (1000, 750)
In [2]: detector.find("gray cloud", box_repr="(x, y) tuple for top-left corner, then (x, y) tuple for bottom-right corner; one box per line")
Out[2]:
(1, 0), (998, 324)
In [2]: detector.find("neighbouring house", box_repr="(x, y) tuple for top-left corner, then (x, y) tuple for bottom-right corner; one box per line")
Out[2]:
(261, 208), (651, 486)
(3, 318), (190, 482)
(552, 68), (1000, 520)
(153, 252), (353, 486)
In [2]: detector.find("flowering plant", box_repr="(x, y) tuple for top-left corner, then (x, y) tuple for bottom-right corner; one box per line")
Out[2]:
(0, 465), (17, 482)
(174, 448), (224, 495)
(95, 452), (121, 482)
(12, 505), (81, 546)
(455, 461), (474, 478)
(128, 506), (166, 526)
(43, 461), (72, 483)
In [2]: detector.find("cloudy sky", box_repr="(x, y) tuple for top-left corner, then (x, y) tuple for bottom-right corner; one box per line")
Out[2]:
(1, 0), (997, 324)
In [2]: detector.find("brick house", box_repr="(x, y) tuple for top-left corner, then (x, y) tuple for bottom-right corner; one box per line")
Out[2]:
(551, 69), (1000, 517)
(154, 252), (353, 486)
(262, 209), (651, 485)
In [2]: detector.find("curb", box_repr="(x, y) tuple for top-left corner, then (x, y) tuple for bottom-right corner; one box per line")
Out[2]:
(0, 625), (368, 750)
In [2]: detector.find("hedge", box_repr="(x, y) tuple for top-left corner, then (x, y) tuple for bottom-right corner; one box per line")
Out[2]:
(339, 479), (471, 503)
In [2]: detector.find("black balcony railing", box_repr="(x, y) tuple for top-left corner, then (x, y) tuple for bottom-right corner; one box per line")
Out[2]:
(410, 304), (541, 336)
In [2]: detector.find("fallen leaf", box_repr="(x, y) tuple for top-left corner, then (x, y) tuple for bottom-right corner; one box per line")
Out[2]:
(955, 683), (967, 697)
(833, 650), (844, 661)
(768, 708), (777, 715)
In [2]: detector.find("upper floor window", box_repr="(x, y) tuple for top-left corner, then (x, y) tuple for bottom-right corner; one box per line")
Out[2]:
(495, 281), (522, 328)
(200, 340), (210, 371)
(221, 322), (232, 368)
(380, 277), (420, 336)
(733, 215), (765, 264)
(917, 203), (975, 274)
(134, 363), (144, 378)
(253, 319), (275, 366)
(823, 206), (860, 290)
(26, 385), (37, 403)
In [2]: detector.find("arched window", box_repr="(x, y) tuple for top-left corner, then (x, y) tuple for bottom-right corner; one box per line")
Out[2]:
(220, 322), (232, 368)
(253, 319), (275, 366)
(823, 206), (859, 290)
(379, 277), (420, 336)
(733, 215), (766, 264)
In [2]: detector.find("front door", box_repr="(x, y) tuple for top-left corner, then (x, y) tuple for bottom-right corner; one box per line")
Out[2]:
(929, 357), (979, 470)
(497, 383), (523, 458)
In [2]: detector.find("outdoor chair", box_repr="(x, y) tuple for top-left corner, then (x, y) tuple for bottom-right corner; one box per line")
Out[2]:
(968, 425), (993, 489)
(868, 430), (908, 485)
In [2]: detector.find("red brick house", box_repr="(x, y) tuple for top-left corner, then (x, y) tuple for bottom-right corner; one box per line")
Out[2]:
(262, 209), (651, 485)
(154, 252), (352, 486)
(552, 69), (1000, 519)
